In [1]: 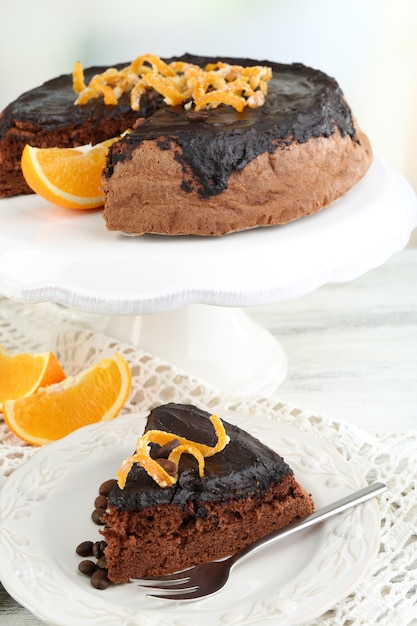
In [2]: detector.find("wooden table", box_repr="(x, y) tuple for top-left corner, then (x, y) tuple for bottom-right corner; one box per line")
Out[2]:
(1, 246), (416, 624)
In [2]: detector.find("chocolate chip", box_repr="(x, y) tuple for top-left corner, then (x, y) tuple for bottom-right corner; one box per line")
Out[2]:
(94, 495), (108, 510)
(78, 560), (97, 577)
(185, 110), (210, 122)
(147, 88), (161, 102)
(92, 508), (106, 525)
(156, 458), (178, 477)
(91, 569), (111, 590)
(76, 540), (94, 557)
(99, 479), (117, 496)
(155, 438), (181, 459)
(92, 540), (107, 559)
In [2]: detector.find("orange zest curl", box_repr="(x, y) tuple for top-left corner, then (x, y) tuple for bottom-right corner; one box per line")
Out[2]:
(72, 61), (86, 93)
(117, 413), (230, 489)
(73, 54), (272, 113)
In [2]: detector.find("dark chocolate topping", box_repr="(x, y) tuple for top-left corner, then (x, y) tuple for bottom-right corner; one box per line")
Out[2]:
(1, 53), (357, 198)
(104, 54), (357, 198)
(0, 64), (160, 141)
(108, 403), (292, 515)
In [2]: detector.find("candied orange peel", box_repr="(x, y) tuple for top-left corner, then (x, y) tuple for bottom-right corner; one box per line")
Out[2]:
(73, 55), (272, 113)
(117, 413), (230, 489)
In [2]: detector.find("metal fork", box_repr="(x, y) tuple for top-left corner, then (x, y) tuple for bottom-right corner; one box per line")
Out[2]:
(132, 481), (386, 601)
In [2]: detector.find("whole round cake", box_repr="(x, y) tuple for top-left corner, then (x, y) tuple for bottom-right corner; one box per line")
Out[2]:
(0, 53), (373, 236)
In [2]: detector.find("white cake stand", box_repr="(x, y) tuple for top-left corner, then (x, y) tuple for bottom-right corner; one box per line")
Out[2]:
(1, 156), (416, 396)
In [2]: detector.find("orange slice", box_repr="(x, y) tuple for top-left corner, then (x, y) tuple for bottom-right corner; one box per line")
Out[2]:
(0, 348), (66, 411)
(20, 137), (119, 210)
(3, 353), (131, 446)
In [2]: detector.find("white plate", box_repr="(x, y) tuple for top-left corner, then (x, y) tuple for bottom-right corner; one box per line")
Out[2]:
(0, 156), (416, 315)
(0, 411), (381, 626)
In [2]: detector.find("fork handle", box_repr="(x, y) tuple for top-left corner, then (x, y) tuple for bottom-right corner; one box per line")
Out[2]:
(228, 481), (386, 568)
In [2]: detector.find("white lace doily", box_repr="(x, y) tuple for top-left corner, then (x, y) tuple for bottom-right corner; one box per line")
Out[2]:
(1, 297), (416, 625)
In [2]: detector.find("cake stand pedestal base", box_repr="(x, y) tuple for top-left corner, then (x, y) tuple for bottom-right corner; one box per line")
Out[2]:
(1, 158), (416, 398)
(101, 304), (287, 398)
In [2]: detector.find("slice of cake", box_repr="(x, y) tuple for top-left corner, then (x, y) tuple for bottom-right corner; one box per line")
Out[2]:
(101, 403), (314, 583)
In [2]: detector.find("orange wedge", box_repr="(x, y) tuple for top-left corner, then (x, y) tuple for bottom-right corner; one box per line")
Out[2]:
(20, 137), (119, 210)
(3, 353), (132, 446)
(0, 348), (66, 411)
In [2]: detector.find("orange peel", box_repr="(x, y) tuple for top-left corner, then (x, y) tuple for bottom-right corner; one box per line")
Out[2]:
(117, 413), (230, 489)
(73, 55), (272, 113)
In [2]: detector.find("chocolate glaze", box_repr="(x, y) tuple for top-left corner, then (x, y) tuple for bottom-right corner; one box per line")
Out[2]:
(108, 403), (293, 515)
(1, 54), (357, 200)
(0, 64), (161, 140)
(104, 54), (357, 198)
